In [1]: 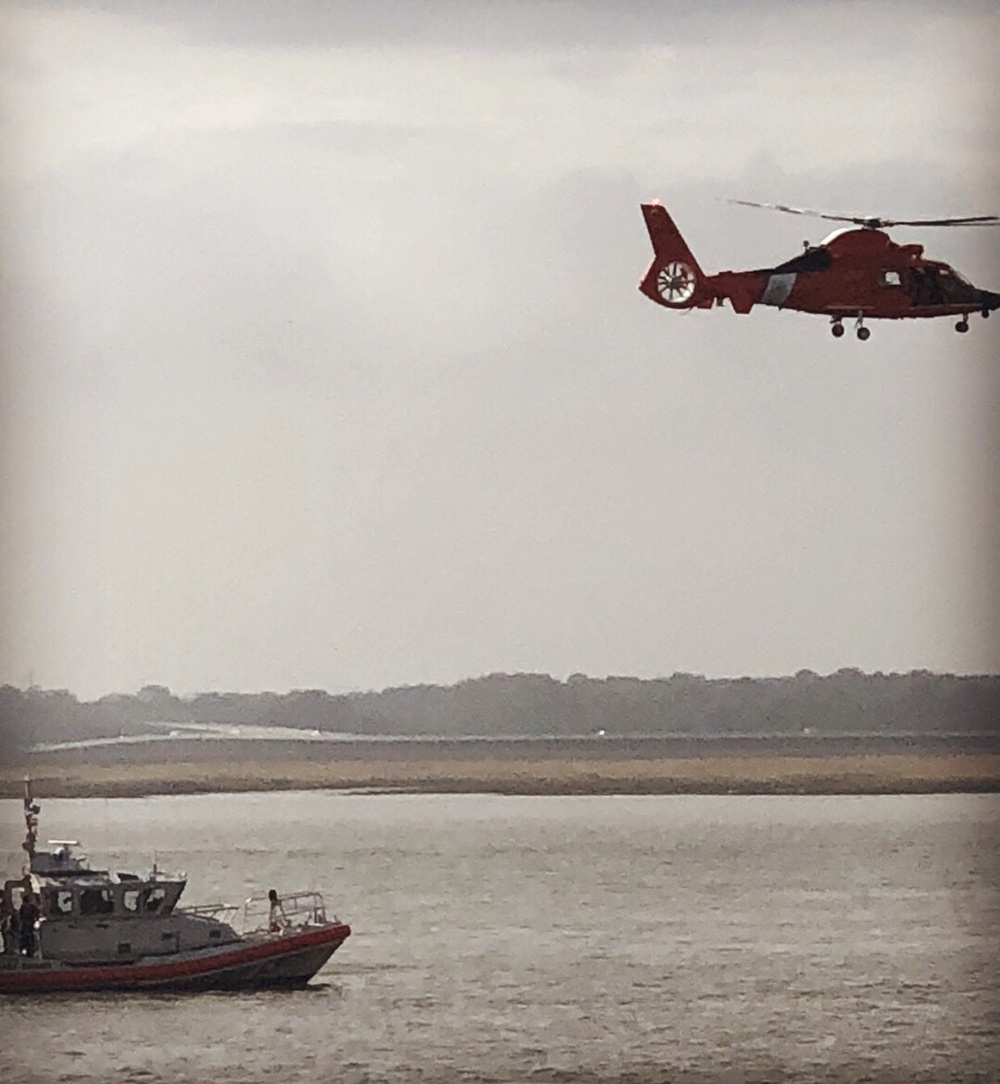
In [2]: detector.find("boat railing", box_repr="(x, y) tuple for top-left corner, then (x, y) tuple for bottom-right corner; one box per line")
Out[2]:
(181, 902), (242, 925)
(241, 890), (331, 934)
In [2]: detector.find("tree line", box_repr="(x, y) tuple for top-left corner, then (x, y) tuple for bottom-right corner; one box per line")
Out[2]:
(1, 669), (998, 754)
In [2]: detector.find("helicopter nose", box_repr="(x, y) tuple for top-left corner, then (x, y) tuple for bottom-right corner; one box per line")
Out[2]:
(981, 289), (1000, 313)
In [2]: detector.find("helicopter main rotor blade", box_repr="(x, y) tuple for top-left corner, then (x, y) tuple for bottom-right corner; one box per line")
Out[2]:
(728, 200), (1000, 229)
(727, 199), (862, 224)
(879, 215), (1000, 227)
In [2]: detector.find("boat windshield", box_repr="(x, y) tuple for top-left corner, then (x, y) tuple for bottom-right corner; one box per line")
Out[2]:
(79, 887), (114, 915)
(121, 885), (173, 914)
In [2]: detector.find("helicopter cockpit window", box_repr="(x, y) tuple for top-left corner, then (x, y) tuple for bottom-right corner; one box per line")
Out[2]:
(879, 270), (902, 287)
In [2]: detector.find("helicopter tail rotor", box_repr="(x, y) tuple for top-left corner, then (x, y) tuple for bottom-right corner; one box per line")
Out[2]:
(638, 202), (709, 308)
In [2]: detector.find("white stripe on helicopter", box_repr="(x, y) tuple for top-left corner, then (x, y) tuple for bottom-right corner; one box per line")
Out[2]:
(759, 272), (797, 307)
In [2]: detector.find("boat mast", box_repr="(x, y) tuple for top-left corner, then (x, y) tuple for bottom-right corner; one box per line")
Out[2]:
(22, 776), (40, 868)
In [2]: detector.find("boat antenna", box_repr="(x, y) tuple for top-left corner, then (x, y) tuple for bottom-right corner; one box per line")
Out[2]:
(22, 775), (40, 868)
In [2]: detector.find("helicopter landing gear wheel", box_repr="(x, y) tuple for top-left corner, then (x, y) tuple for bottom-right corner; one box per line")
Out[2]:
(857, 326), (871, 341)
(853, 312), (870, 341)
(956, 318), (969, 333)
(831, 319), (845, 338)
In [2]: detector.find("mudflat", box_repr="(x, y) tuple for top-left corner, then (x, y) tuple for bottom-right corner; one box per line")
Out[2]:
(3, 743), (999, 799)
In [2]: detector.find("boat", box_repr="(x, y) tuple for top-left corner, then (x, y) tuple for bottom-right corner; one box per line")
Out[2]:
(0, 780), (351, 993)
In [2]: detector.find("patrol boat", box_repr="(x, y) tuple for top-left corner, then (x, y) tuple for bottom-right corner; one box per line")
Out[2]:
(0, 781), (351, 993)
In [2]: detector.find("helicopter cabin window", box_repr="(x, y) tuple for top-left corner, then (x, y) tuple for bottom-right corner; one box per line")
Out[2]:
(122, 889), (141, 913)
(79, 887), (114, 915)
(879, 270), (902, 287)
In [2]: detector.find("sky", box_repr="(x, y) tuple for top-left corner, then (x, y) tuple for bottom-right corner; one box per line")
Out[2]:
(1, 0), (999, 699)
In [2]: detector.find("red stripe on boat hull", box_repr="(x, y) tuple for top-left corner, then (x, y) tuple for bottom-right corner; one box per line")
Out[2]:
(0, 923), (351, 994)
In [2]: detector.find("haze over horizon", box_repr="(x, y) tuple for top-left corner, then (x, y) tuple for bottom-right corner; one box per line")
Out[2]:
(2, 1), (999, 702)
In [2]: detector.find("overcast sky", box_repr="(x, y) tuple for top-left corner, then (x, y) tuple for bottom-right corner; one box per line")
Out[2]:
(1, 0), (998, 699)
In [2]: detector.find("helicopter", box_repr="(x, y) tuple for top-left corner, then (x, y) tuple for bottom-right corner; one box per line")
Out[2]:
(638, 199), (1000, 339)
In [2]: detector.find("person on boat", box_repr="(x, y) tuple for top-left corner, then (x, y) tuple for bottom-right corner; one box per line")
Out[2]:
(18, 891), (40, 957)
(0, 888), (16, 954)
(268, 888), (287, 933)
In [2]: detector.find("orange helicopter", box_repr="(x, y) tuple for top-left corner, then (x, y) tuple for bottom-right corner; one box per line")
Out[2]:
(638, 199), (1000, 339)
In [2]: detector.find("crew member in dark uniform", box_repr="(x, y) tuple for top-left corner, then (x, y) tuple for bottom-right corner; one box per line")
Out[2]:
(18, 891), (40, 957)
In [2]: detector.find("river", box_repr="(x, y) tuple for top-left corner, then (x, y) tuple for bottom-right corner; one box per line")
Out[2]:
(1, 791), (997, 1083)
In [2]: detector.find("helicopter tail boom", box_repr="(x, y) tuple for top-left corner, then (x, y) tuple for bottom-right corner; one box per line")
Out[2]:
(638, 202), (711, 308)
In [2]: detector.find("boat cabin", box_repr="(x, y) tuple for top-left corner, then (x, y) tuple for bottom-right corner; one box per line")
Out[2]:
(37, 878), (185, 921)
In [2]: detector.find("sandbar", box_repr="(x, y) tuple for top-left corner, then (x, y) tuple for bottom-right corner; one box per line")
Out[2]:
(2, 751), (999, 799)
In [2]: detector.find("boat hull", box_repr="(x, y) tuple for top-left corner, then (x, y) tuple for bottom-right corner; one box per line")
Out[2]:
(0, 922), (350, 994)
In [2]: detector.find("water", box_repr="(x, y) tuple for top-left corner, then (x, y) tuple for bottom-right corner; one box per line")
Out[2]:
(1, 792), (997, 1083)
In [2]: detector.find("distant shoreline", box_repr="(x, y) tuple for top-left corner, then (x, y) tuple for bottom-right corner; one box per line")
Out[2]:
(3, 749), (999, 799)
